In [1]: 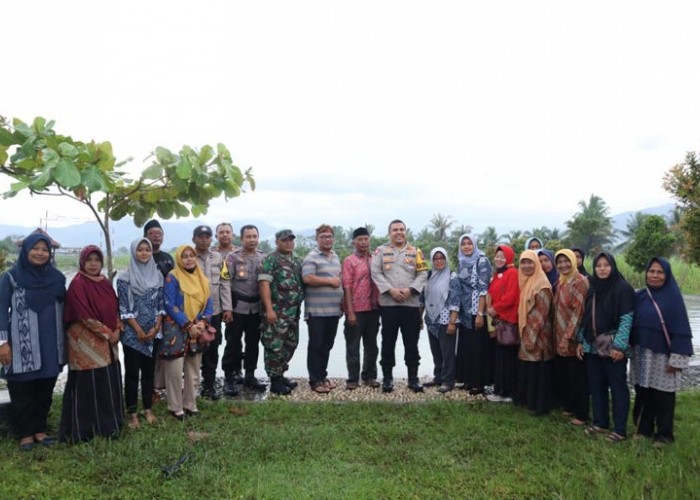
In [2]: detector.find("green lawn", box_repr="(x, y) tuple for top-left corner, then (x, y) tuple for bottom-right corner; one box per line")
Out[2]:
(1, 392), (699, 499)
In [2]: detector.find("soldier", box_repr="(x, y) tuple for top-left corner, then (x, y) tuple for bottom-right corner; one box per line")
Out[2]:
(302, 224), (343, 394)
(223, 225), (267, 394)
(370, 219), (428, 393)
(258, 229), (304, 395)
(192, 225), (233, 400)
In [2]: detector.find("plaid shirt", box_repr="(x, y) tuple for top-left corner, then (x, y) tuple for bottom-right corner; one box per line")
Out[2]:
(342, 251), (379, 313)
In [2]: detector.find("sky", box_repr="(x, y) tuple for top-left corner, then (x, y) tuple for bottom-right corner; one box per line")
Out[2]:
(2, 1), (699, 237)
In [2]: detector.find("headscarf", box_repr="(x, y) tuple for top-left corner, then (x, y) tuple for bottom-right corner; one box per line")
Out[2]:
(571, 247), (589, 277)
(458, 234), (485, 271)
(537, 249), (559, 290)
(64, 246), (119, 330)
(525, 237), (543, 250)
(554, 249), (578, 284)
(582, 252), (635, 341)
(632, 258), (693, 355)
(425, 247), (451, 322)
(517, 250), (552, 333)
(170, 245), (211, 321)
(494, 244), (515, 273)
(121, 238), (163, 297)
(10, 233), (65, 312)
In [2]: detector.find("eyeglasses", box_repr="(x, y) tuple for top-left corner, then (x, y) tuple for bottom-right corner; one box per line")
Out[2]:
(318, 234), (334, 239)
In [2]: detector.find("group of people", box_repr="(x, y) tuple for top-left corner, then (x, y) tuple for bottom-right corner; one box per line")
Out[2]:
(0, 219), (694, 450)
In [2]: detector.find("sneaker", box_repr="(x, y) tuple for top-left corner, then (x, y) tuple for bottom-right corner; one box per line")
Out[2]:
(486, 394), (506, 402)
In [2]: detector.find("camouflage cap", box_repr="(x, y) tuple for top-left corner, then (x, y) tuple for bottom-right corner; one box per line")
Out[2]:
(276, 229), (296, 240)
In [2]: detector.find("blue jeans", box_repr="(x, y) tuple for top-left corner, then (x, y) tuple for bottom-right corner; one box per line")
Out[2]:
(586, 354), (629, 436)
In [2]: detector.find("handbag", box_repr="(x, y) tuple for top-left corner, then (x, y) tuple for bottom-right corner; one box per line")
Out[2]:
(495, 320), (520, 346)
(592, 295), (615, 357)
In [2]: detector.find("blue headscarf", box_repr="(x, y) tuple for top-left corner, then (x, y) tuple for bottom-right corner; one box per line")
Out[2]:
(10, 233), (66, 312)
(457, 234), (485, 271)
(537, 249), (559, 291)
(632, 258), (693, 356)
(525, 237), (543, 250)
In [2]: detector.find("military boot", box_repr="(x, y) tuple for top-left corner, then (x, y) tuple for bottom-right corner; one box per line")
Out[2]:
(382, 368), (394, 393)
(224, 375), (239, 397)
(407, 366), (423, 393)
(270, 376), (291, 395)
(244, 372), (267, 392)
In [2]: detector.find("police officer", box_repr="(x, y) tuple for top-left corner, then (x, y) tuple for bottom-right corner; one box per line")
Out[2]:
(370, 219), (428, 393)
(258, 229), (304, 395)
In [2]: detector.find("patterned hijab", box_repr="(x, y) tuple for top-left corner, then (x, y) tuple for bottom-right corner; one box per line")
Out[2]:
(518, 250), (552, 333)
(554, 249), (578, 284)
(537, 249), (559, 289)
(170, 245), (211, 321)
(425, 247), (451, 322)
(11, 233), (65, 312)
(457, 234), (485, 271)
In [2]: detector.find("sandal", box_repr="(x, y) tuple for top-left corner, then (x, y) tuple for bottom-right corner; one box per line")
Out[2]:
(570, 418), (586, 426)
(584, 425), (607, 436)
(313, 383), (330, 394)
(606, 432), (626, 443)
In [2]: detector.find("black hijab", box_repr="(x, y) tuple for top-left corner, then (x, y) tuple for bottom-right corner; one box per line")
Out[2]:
(582, 252), (635, 341)
(572, 247), (588, 277)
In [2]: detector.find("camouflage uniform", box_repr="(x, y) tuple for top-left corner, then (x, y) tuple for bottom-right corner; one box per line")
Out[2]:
(257, 251), (305, 377)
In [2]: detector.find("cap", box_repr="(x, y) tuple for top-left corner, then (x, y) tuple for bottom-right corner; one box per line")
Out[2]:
(352, 227), (370, 239)
(276, 229), (296, 240)
(143, 219), (162, 235)
(193, 225), (213, 237)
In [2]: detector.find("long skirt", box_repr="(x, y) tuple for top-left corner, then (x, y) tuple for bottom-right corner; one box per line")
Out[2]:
(514, 359), (553, 415)
(456, 322), (491, 390)
(493, 344), (518, 398)
(59, 362), (124, 443)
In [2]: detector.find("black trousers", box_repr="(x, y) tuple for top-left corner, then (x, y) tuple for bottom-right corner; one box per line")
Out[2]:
(123, 345), (156, 413)
(307, 316), (340, 385)
(7, 376), (57, 439)
(379, 306), (420, 370)
(554, 355), (589, 422)
(633, 385), (676, 442)
(222, 312), (262, 377)
(201, 313), (223, 389)
(344, 310), (380, 382)
(427, 325), (457, 386)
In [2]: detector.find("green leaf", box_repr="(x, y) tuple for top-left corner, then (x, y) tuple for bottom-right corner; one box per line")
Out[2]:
(32, 117), (46, 133)
(53, 158), (81, 188)
(30, 169), (53, 190)
(191, 204), (208, 217)
(12, 119), (32, 137)
(10, 180), (30, 192)
(58, 142), (79, 158)
(156, 202), (174, 219)
(96, 142), (115, 171)
(199, 145), (214, 165)
(42, 148), (60, 169)
(155, 147), (176, 166)
(174, 204), (189, 217)
(175, 157), (192, 179)
(0, 146), (7, 166)
(81, 166), (107, 192)
(133, 205), (150, 227)
(141, 163), (163, 180)
(0, 127), (18, 147)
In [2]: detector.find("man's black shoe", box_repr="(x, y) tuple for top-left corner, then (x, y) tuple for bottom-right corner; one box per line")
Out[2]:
(202, 387), (221, 401)
(382, 377), (394, 393)
(270, 376), (291, 395)
(224, 379), (239, 397)
(408, 379), (424, 393)
(243, 374), (267, 392)
(282, 377), (298, 389)
(232, 371), (244, 384)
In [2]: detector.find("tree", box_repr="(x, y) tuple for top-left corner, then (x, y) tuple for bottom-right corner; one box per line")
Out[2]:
(625, 215), (675, 272)
(615, 212), (649, 252)
(0, 116), (254, 278)
(429, 213), (454, 241)
(564, 194), (616, 255)
(663, 151), (700, 265)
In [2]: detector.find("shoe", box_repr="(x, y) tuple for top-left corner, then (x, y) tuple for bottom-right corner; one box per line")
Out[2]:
(170, 411), (186, 421)
(270, 376), (292, 395)
(486, 394), (506, 402)
(282, 377), (298, 389)
(243, 373), (267, 392)
(232, 371), (244, 384)
(19, 441), (35, 452)
(185, 409), (200, 417)
(584, 425), (607, 436)
(364, 379), (381, 389)
(346, 381), (358, 390)
(202, 387), (221, 401)
(407, 379), (424, 393)
(324, 379), (337, 390)
(312, 383), (331, 394)
(468, 387), (484, 396)
(224, 379), (240, 397)
(606, 432), (626, 443)
(437, 384), (453, 394)
(423, 379), (439, 388)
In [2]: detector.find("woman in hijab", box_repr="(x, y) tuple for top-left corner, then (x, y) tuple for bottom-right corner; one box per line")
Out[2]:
(60, 246), (124, 443)
(419, 247), (458, 393)
(537, 249), (559, 295)
(552, 249), (590, 425)
(571, 247), (589, 277)
(160, 245), (213, 420)
(117, 238), (164, 429)
(576, 253), (635, 443)
(486, 245), (520, 403)
(525, 237), (543, 250)
(514, 250), (554, 414)
(0, 233), (66, 451)
(448, 234), (492, 394)
(630, 258), (694, 445)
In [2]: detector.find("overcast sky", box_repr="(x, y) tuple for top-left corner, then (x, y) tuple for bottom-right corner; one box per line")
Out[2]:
(2, 1), (698, 236)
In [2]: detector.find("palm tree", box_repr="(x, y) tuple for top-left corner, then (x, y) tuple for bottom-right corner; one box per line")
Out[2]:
(429, 213), (454, 241)
(478, 226), (499, 249)
(564, 194), (616, 255)
(614, 212), (649, 252)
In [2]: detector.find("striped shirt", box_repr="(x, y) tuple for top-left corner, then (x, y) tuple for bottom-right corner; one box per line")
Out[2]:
(302, 248), (343, 318)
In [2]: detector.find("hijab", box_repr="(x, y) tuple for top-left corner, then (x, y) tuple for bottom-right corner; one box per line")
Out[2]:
(632, 258), (693, 355)
(525, 237), (543, 250)
(10, 233), (65, 312)
(425, 247), (451, 322)
(517, 250), (552, 333)
(170, 245), (211, 321)
(537, 249), (559, 290)
(64, 246), (119, 330)
(457, 234), (485, 271)
(582, 252), (635, 341)
(494, 244), (515, 273)
(571, 247), (588, 277)
(121, 238), (163, 297)
(554, 249), (578, 284)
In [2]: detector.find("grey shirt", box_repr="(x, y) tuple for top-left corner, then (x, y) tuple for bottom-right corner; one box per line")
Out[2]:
(370, 242), (428, 308)
(197, 249), (232, 316)
(225, 248), (265, 315)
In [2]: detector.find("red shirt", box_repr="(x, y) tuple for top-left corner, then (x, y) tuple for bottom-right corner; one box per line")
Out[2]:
(342, 251), (379, 312)
(488, 266), (520, 324)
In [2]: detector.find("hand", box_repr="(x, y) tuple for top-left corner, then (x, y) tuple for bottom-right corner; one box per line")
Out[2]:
(187, 323), (200, 339)
(418, 319), (424, 331)
(145, 328), (157, 341)
(329, 277), (341, 288)
(446, 323), (456, 336)
(389, 288), (406, 303)
(347, 312), (357, 327)
(109, 329), (121, 344)
(266, 309), (278, 324)
(487, 307), (496, 318)
(611, 349), (624, 362)
(576, 344), (584, 361)
(474, 315), (484, 330)
(136, 328), (148, 342)
(0, 343), (11, 366)
(666, 365), (680, 373)
(558, 339), (570, 354)
(222, 311), (233, 323)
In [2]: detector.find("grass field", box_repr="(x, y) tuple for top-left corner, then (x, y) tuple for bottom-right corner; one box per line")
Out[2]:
(1, 391), (698, 499)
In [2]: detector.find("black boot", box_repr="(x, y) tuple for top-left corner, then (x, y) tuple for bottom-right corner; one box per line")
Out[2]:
(224, 375), (239, 397)
(244, 372), (267, 392)
(232, 371), (244, 384)
(282, 376), (298, 389)
(270, 376), (291, 395)
(382, 368), (394, 393)
(407, 366), (423, 393)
